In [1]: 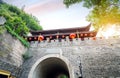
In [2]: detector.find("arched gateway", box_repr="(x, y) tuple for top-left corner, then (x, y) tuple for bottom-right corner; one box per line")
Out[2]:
(28, 54), (74, 78)
(27, 24), (96, 78)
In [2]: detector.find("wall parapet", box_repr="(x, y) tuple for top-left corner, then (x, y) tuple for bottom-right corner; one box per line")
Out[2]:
(30, 35), (120, 48)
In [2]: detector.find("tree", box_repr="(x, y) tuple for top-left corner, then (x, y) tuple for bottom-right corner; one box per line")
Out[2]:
(64, 0), (106, 8)
(63, 0), (120, 30)
(0, 2), (43, 47)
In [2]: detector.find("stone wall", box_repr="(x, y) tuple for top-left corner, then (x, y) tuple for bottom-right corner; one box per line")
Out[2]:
(21, 36), (120, 78)
(0, 31), (26, 67)
(0, 31), (120, 78)
(0, 31), (27, 78)
(0, 59), (22, 78)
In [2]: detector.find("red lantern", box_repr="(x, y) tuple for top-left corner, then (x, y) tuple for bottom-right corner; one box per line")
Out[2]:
(62, 35), (65, 38)
(34, 37), (37, 40)
(90, 33), (93, 36)
(38, 35), (44, 41)
(50, 36), (52, 39)
(29, 37), (32, 40)
(85, 34), (87, 36)
(92, 37), (96, 40)
(56, 35), (59, 39)
(80, 34), (83, 37)
(70, 33), (76, 39)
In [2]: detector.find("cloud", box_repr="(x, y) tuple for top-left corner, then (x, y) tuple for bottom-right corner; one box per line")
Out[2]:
(25, 0), (65, 15)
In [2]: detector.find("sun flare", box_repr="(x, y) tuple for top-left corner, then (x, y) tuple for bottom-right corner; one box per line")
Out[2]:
(96, 24), (120, 38)
(102, 26), (115, 38)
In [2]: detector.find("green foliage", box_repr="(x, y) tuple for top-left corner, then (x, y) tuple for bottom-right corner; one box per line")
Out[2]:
(64, 0), (120, 8)
(20, 14), (42, 30)
(64, 0), (82, 8)
(22, 51), (31, 60)
(0, 2), (43, 47)
(0, 2), (43, 31)
(86, 1), (120, 30)
(58, 74), (68, 78)
(63, 0), (101, 8)
(63, 0), (120, 30)
(5, 25), (30, 47)
(0, 26), (6, 34)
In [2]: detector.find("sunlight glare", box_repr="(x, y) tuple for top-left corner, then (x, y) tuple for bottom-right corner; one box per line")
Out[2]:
(102, 25), (115, 39)
(96, 24), (120, 39)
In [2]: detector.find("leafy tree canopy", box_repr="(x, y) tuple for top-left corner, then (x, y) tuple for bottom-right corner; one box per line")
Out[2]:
(63, 0), (120, 30)
(0, 2), (42, 36)
(0, 2), (43, 47)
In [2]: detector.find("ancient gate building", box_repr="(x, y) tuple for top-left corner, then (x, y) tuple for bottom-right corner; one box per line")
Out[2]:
(0, 24), (120, 78)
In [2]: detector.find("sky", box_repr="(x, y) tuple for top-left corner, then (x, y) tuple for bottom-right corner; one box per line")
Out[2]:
(3, 0), (90, 30)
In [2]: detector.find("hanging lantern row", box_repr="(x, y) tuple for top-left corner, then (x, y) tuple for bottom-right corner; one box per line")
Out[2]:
(27, 35), (44, 41)
(26, 33), (95, 41)
(69, 33), (94, 39)
(79, 33), (94, 37)
(27, 36), (97, 41)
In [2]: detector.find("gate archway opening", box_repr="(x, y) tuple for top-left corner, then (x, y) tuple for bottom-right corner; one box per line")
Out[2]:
(28, 55), (74, 78)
